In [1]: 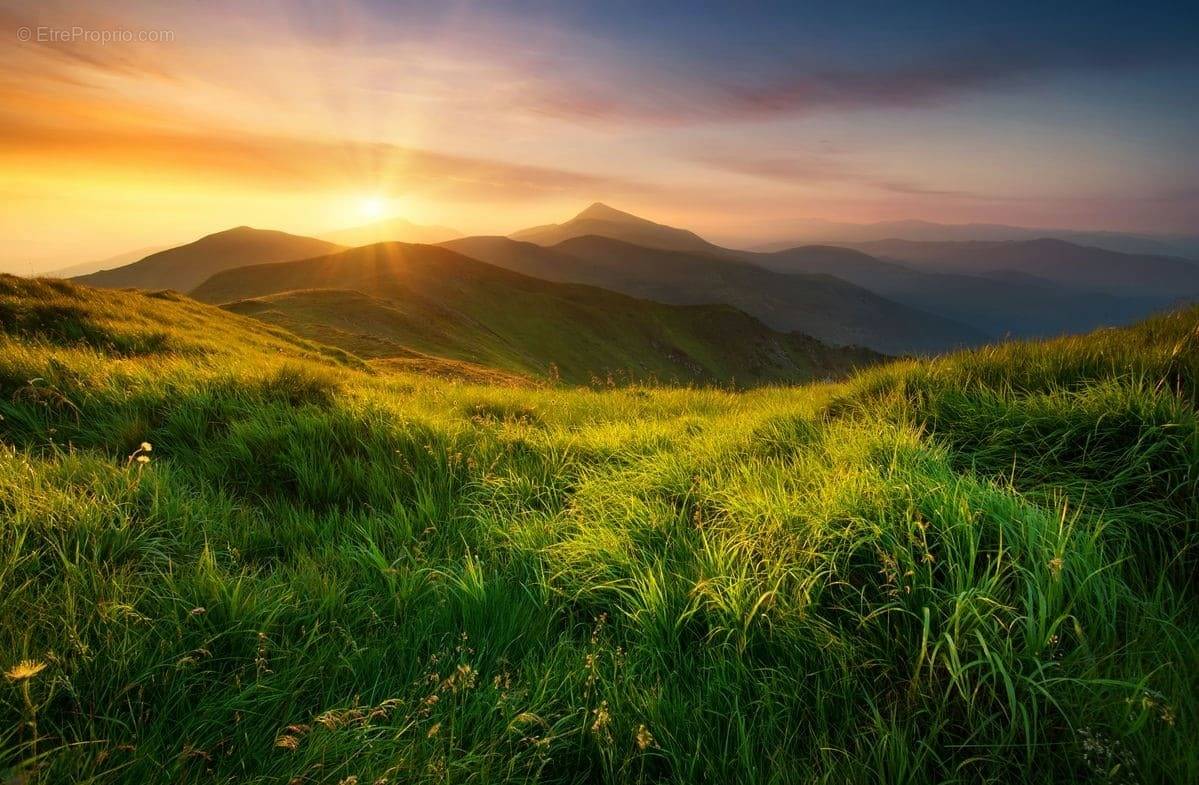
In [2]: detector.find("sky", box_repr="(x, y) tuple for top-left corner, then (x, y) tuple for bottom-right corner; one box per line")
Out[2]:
(2, 0), (1198, 272)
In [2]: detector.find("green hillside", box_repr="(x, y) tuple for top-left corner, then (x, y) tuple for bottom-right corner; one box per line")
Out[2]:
(74, 227), (343, 292)
(199, 243), (880, 386)
(0, 274), (1196, 783)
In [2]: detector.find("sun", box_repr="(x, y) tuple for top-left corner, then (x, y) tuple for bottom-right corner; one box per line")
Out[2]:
(359, 197), (386, 220)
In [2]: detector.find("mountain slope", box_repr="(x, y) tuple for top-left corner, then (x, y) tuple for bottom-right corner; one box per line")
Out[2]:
(511, 202), (720, 254)
(320, 216), (462, 247)
(74, 227), (343, 292)
(847, 238), (1199, 298)
(445, 235), (988, 354)
(194, 242), (880, 385)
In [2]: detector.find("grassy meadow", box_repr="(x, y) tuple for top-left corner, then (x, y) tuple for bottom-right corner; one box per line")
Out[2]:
(0, 274), (1196, 783)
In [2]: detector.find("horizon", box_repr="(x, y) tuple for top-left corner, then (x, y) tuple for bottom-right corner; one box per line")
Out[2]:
(3, 1), (1198, 272)
(8, 201), (1199, 277)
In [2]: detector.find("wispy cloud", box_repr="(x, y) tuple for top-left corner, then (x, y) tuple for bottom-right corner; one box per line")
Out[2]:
(692, 151), (990, 200)
(522, 40), (1193, 126)
(0, 110), (653, 201)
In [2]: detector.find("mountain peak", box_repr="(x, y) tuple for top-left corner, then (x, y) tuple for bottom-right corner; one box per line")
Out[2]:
(511, 203), (718, 254)
(574, 202), (642, 223)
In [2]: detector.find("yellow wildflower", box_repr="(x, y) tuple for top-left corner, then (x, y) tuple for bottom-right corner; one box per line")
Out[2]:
(5, 660), (46, 681)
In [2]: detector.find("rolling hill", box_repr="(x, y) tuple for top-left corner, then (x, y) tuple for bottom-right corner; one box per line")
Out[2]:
(74, 227), (343, 292)
(320, 215), (462, 247)
(1, 273), (1196, 783)
(193, 242), (881, 385)
(847, 238), (1199, 299)
(445, 235), (988, 354)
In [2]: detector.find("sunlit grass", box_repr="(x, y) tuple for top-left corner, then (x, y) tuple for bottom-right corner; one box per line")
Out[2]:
(0, 275), (1195, 783)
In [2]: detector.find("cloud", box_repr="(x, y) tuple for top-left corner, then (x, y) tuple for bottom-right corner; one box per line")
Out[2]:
(522, 39), (1193, 126)
(692, 151), (988, 200)
(0, 112), (652, 201)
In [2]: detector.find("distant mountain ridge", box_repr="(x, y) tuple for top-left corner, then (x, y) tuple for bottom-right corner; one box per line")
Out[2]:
(500, 204), (1193, 341)
(845, 238), (1199, 299)
(752, 218), (1199, 258)
(75, 227), (343, 292)
(48, 245), (171, 279)
(445, 234), (987, 354)
(192, 241), (881, 385)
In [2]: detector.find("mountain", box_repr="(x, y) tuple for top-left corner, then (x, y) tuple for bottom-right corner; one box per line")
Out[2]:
(501, 206), (1181, 340)
(510, 202), (720, 254)
(844, 238), (1199, 299)
(749, 244), (1168, 339)
(753, 218), (1199, 258)
(192, 242), (881, 385)
(320, 216), (462, 247)
(443, 235), (987, 354)
(74, 227), (343, 292)
(46, 245), (171, 279)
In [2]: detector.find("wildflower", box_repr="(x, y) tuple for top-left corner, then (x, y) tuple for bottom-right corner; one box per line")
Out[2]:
(140, 442), (153, 452)
(1048, 556), (1064, 577)
(338, 777), (359, 785)
(5, 660), (46, 681)
(635, 724), (654, 750)
(190, 607), (207, 616)
(427, 722), (441, 738)
(136, 455), (151, 464)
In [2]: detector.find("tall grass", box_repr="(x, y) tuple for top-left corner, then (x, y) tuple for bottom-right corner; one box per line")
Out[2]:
(0, 275), (1195, 783)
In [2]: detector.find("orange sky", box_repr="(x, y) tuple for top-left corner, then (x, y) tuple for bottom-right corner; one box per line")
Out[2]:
(2, 1), (1196, 272)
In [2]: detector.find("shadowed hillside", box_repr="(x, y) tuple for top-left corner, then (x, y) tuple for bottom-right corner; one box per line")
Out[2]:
(493, 205), (1191, 342)
(194, 243), (881, 385)
(0, 273), (1196, 783)
(445, 235), (988, 354)
(74, 227), (343, 292)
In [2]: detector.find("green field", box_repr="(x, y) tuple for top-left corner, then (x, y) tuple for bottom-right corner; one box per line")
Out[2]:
(0, 274), (1196, 783)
